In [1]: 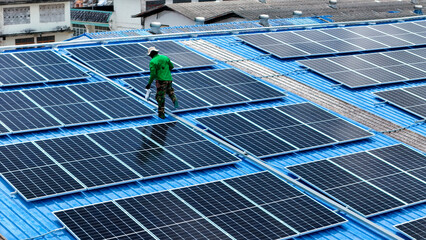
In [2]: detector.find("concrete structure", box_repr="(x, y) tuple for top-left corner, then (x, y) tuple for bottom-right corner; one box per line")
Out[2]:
(134, 0), (419, 29)
(0, 0), (73, 46)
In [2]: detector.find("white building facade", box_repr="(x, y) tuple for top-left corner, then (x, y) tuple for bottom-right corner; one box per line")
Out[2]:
(0, 0), (73, 46)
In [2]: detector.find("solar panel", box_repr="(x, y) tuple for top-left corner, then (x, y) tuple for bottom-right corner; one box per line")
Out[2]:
(299, 48), (426, 88)
(395, 217), (426, 240)
(0, 54), (47, 86)
(374, 86), (426, 119)
(197, 103), (373, 158)
(12, 51), (89, 82)
(67, 41), (215, 76)
(0, 122), (240, 201)
(0, 91), (62, 134)
(22, 86), (110, 125)
(54, 172), (347, 240)
(67, 46), (143, 76)
(124, 68), (285, 112)
(287, 144), (426, 216)
(239, 21), (426, 58)
(67, 81), (154, 119)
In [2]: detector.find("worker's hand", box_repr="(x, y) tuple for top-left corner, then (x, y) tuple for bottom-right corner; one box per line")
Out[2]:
(145, 84), (151, 90)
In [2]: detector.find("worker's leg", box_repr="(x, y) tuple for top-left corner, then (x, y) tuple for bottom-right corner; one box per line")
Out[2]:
(155, 80), (166, 119)
(166, 81), (178, 108)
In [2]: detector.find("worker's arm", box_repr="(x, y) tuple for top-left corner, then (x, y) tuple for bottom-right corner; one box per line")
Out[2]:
(146, 61), (157, 89)
(168, 58), (174, 71)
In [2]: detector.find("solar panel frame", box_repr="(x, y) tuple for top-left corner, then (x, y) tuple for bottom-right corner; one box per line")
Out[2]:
(196, 103), (373, 158)
(374, 86), (426, 119)
(54, 171), (347, 240)
(239, 22), (426, 59)
(287, 144), (426, 217)
(395, 217), (426, 240)
(12, 50), (90, 83)
(299, 49), (426, 88)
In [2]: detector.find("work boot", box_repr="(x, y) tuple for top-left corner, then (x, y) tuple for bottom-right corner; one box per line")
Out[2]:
(158, 112), (166, 119)
(174, 100), (179, 109)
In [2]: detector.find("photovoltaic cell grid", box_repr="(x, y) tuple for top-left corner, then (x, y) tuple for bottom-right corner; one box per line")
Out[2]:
(374, 85), (426, 119)
(287, 144), (426, 217)
(0, 122), (240, 201)
(238, 21), (426, 59)
(0, 81), (154, 135)
(395, 217), (426, 240)
(123, 68), (285, 112)
(298, 48), (426, 88)
(66, 41), (215, 76)
(53, 171), (347, 240)
(196, 102), (373, 158)
(0, 51), (89, 86)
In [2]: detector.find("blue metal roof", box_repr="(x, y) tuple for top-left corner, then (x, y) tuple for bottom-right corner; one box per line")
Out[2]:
(0, 17), (425, 240)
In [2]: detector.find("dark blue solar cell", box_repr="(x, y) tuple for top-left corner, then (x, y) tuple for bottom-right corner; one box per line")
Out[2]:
(405, 86), (426, 99)
(276, 103), (337, 123)
(269, 125), (336, 149)
(224, 172), (302, 205)
(374, 89), (424, 107)
(173, 72), (221, 89)
(227, 131), (297, 157)
(287, 160), (362, 190)
(197, 113), (263, 136)
(330, 152), (400, 180)
(0, 108), (61, 132)
(239, 34), (282, 46)
(299, 58), (348, 74)
(137, 122), (204, 146)
(237, 107), (301, 129)
(173, 181), (255, 216)
(395, 217), (426, 240)
(202, 68), (258, 85)
(308, 119), (373, 142)
(168, 52), (215, 68)
(0, 68), (46, 86)
(292, 42), (336, 55)
(0, 142), (54, 173)
(369, 173), (426, 204)
(369, 144), (426, 171)
(2, 165), (84, 201)
(54, 202), (144, 240)
(191, 86), (249, 105)
(227, 82), (285, 101)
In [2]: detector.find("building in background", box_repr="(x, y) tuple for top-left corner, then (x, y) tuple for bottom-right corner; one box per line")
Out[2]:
(0, 0), (73, 46)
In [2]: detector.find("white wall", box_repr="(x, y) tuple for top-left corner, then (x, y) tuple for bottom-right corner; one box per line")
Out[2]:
(112, 0), (143, 30)
(144, 10), (194, 28)
(0, 2), (71, 35)
(0, 31), (72, 46)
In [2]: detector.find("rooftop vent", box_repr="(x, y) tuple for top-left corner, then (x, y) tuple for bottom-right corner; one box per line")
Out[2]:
(150, 22), (162, 34)
(293, 10), (302, 17)
(329, 0), (337, 9)
(194, 17), (205, 25)
(414, 5), (423, 15)
(259, 14), (270, 27)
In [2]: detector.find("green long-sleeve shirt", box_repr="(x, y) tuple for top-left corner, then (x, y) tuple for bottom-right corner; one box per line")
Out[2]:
(148, 54), (174, 85)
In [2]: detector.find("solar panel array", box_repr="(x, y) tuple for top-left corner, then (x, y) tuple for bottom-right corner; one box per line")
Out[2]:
(395, 217), (426, 240)
(0, 51), (89, 86)
(197, 102), (373, 158)
(0, 81), (154, 135)
(0, 122), (240, 201)
(374, 85), (426, 119)
(239, 21), (426, 59)
(124, 68), (285, 112)
(287, 144), (426, 217)
(298, 48), (426, 88)
(67, 41), (216, 76)
(54, 171), (347, 240)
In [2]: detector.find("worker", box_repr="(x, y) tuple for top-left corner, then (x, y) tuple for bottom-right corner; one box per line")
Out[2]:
(145, 46), (178, 119)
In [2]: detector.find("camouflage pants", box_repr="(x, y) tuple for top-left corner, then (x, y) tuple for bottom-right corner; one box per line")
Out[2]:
(156, 80), (177, 115)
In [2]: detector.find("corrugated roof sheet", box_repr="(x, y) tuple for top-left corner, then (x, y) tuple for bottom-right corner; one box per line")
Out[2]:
(0, 16), (425, 240)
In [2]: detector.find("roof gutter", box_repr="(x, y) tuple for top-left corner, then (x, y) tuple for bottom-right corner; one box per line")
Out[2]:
(62, 53), (405, 240)
(0, 15), (425, 51)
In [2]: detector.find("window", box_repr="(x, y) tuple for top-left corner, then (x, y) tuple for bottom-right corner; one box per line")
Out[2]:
(4, 7), (30, 25)
(173, 0), (191, 3)
(72, 24), (86, 36)
(146, 0), (165, 11)
(95, 26), (110, 32)
(15, 37), (35, 45)
(36, 36), (55, 43)
(40, 4), (65, 23)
